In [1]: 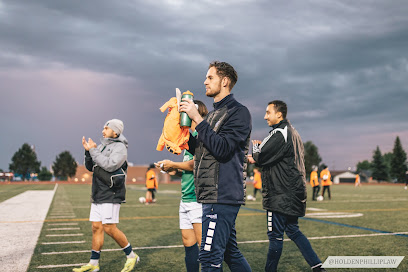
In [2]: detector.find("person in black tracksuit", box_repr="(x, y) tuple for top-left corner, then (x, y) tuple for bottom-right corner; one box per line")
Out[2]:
(249, 101), (326, 272)
(180, 61), (252, 272)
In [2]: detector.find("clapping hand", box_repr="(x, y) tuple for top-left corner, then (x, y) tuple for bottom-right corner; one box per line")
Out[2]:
(82, 136), (97, 151)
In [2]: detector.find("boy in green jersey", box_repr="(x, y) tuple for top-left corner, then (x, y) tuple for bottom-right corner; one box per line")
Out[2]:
(156, 100), (207, 272)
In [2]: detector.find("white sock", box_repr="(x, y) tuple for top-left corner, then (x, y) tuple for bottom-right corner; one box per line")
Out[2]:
(127, 251), (136, 259)
(89, 259), (99, 266)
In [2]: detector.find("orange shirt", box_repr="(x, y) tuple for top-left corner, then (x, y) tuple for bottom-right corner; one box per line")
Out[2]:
(355, 174), (360, 185)
(253, 172), (262, 189)
(320, 169), (332, 186)
(310, 171), (319, 187)
(156, 97), (190, 155)
(146, 169), (158, 189)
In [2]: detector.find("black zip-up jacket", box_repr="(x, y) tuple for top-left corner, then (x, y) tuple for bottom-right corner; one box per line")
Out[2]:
(253, 119), (307, 217)
(188, 94), (252, 204)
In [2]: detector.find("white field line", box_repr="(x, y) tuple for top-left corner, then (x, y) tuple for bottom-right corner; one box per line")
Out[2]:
(46, 234), (84, 237)
(48, 215), (76, 219)
(238, 232), (408, 244)
(42, 241), (85, 245)
(305, 212), (364, 218)
(0, 189), (56, 272)
(306, 208), (327, 211)
(47, 223), (78, 226)
(41, 232), (408, 255)
(47, 227), (80, 231)
(38, 263), (87, 269)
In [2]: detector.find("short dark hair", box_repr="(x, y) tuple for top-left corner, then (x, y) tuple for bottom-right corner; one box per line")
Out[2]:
(268, 100), (287, 119)
(209, 61), (238, 89)
(193, 100), (208, 117)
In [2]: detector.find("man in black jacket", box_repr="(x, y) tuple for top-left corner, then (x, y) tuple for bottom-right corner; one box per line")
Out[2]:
(248, 101), (326, 272)
(180, 61), (252, 272)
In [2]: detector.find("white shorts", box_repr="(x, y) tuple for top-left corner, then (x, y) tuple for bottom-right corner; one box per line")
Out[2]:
(179, 201), (202, 229)
(89, 203), (121, 224)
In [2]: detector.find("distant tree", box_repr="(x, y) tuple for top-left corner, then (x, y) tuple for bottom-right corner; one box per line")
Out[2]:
(9, 143), (41, 181)
(371, 146), (388, 181)
(390, 136), (407, 182)
(0, 168), (3, 173)
(38, 166), (53, 181)
(304, 141), (322, 177)
(52, 151), (77, 181)
(356, 160), (371, 173)
(382, 152), (393, 180)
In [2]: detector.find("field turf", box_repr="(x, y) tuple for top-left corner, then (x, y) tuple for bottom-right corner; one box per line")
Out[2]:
(1, 183), (407, 271)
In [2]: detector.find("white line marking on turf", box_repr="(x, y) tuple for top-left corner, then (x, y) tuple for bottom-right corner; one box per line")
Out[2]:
(38, 263), (87, 269)
(305, 212), (364, 218)
(238, 232), (408, 244)
(48, 216), (76, 218)
(42, 232), (408, 255)
(46, 234), (84, 237)
(47, 227), (80, 230)
(0, 189), (56, 272)
(306, 208), (327, 211)
(47, 223), (78, 226)
(42, 241), (85, 245)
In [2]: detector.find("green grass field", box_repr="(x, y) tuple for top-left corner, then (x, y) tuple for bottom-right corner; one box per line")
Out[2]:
(1, 183), (407, 272)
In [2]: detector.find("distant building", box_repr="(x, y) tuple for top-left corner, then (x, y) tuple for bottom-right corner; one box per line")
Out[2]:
(0, 172), (14, 182)
(332, 171), (357, 184)
(71, 165), (170, 184)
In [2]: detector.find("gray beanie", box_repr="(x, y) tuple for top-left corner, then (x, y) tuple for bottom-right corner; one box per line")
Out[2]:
(105, 119), (124, 136)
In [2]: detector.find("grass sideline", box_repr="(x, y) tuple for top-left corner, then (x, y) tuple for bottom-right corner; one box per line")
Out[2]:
(1, 183), (407, 271)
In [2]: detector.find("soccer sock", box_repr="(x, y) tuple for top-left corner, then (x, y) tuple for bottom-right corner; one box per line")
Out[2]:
(184, 243), (199, 272)
(89, 250), (100, 265)
(123, 243), (136, 258)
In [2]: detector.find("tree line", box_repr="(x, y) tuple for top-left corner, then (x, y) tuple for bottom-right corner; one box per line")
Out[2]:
(4, 143), (77, 181)
(356, 136), (407, 182)
(5, 137), (406, 182)
(299, 137), (407, 183)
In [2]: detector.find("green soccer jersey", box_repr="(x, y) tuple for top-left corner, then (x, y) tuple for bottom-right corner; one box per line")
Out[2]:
(181, 132), (197, 203)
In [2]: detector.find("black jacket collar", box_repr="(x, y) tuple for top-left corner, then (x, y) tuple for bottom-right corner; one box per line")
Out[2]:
(213, 94), (234, 110)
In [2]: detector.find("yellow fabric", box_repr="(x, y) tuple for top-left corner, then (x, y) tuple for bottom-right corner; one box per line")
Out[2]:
(310, 171), (319, 187)
(320, 169), (332, 186)
(146, 169), (158, 189)
(156, 97), (190, 155)
(253, 172), (262, 189)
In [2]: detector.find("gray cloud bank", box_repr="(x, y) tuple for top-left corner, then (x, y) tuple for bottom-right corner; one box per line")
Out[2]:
(1, 0), (407, 171)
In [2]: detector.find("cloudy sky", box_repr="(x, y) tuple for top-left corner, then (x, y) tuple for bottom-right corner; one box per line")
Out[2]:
(1, 0), (407, 171)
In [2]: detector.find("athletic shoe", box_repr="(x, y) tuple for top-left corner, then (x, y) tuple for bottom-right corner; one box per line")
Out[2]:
(121, 255), (140, 272)
(72, 263), (100, 272)
(312, 264), (327, 272)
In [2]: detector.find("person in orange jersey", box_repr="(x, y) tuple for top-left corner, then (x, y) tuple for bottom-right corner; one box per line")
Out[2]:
(320, 166), (332, 200)
(355, 173), (361, 187)
(145, 164), (158, 204)
(310, 166), (320, 201)
(253, 168), (262, 201)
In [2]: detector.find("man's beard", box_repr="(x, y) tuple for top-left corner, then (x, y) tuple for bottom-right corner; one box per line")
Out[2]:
(206, 83), (222, 97)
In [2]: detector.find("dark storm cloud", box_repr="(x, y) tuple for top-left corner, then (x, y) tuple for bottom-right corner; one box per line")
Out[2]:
(1, 0), (407, 170)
